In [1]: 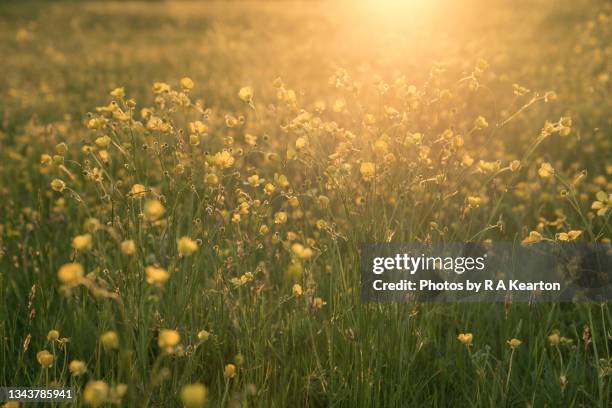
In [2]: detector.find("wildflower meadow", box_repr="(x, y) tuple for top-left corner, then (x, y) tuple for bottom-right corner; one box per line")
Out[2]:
(0, 0), (610, 406)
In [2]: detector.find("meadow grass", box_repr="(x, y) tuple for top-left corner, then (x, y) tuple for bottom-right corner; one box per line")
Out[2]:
(0, 1), (610, 406)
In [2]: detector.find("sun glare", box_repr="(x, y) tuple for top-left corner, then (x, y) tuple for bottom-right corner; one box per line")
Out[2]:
(358, 0), (439, 23)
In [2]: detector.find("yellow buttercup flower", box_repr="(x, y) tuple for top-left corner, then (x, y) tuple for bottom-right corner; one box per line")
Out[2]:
(83, 218), (101, 233)
(288, 196), (299, 208)
(457, 333), (473, 346)
(238, 86), (253, 103)
(462, 155), (475, 167)
(144, 200), (165, 221)
(316, 219), (328, 230)
(521, 231), (542, 245)
(72, 234), (93, 251)
(591, 191), (610, 217)
(146, 266), (169, 286)
(247, 174), (262, 187)
(177, 236), (198, 256)
(245, 133), (257, 146)
(69, 360), (87, 376)
(51, 179), (66, 192)
(230, 272), (254, 287)
(47, 329), (60, 342)
(318, 195), (329, 208)
(567, 230), (582, 240)
(99, 331), (119, 350)
(120, 240), (136, 255)
(110, 384), (128, 404)
(197, 330), (211, 342)
(507, 338), (522, 349)
(158, 329), (181, 353)
(95, 135), (111, 148)
(224, 363), (237, 379)
(147, 116), (163, 131)
(363, 113), (376, 126)
(56, 142), (68, 155)
(83, 381), (109, 408)
(291, 243), (313, 259)
(40, 153), (53, 166)
(205, 173), (219, 185)
(548, 332), (560, 346)
(295, 137), (308, 150)
(189, 121), (208, 135)
(332, 99), (345, 112)
(87, 117), (106, 130)
(189, 134), (200, 146)
(373, 139), (388, 156)
(36, 350), (54, 368)
(181, 383), (208, 408)
(272, 77), (283, 88)
(214, 150), (235, 168)
(275, 174), (289, 188)
(538, 162), (554, 178)
(474, 115), (488, 129)
(129, 184), (146, 199)
(57, 262), (84, 286)
(292, 284), (303, 296)
(287, 261), (304, 279)
(152, 82), (170, 94)
(467, 196), (482, 209)
(180, 77), (194, 90)
(264, 183), (275, 195)
(110, 87), (125, 98)
(360, 162), (375, 181)
(274, 211), (287, 224)
(312, 297), (326, 309)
